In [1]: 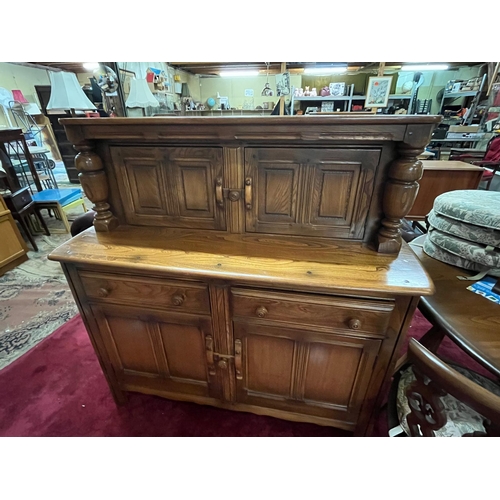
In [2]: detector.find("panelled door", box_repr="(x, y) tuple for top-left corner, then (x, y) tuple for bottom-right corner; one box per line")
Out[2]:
(232, 320), (381, 425)
(90, 302), (219, 400)
(111, 146), (226, 230)
(245, 148), (380, 239)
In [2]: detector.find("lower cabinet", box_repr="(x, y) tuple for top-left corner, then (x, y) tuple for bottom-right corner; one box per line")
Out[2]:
(90, 303), (216, 400)
(233, 321), (381, 424)
(77, 269), (399, 432)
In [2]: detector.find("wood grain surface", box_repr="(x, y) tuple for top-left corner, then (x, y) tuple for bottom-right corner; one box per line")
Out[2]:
(49, 226), (434, 297)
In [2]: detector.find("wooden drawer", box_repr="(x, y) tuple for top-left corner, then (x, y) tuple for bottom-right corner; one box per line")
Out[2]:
(79, 271), (211, 314)
(231, 288), (394, 336)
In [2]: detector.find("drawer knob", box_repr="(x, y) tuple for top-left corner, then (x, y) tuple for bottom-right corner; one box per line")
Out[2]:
(218, 359), (228, 370)
(348, 318), (362, 330)
(172, 294), (184, 306)
(255, 306), (268, 318)
(98, 287), (110, 298)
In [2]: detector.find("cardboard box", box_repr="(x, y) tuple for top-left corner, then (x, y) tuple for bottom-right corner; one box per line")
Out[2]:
(448, 125), (479, 133)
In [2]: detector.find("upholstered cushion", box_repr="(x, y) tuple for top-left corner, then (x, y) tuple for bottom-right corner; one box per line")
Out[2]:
(427, 209), (500, 248)
(427, 228), (500, 269)
(422, 237), (500, 277)
(396, 364), (500, 437)
(432, 190), (500, 231)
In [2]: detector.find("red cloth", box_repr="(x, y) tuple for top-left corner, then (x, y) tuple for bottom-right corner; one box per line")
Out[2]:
(484, 136), (500, 162)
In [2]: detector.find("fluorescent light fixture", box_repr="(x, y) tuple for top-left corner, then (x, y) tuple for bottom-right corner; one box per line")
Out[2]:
(303, 66), (347, 75)
(401, 64), (449, 71)
(83, 62), (100, 71)
(219, 70), (259, 77)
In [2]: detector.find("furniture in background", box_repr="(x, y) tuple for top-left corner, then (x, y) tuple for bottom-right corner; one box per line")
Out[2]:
(388, 338), (500, 437)
(32, 188), (86, 234)
(0, 192), (28, 276)
(449, 135), (500, 190)
(438, 74), (487, 126)
(3, 187), (50, 251)
(406, 160), (484, 220)
(409, 245), (500, 379)
(0, 128), (43, 193)
(35, 85), (79, 183)
(48, 115), (439, 436)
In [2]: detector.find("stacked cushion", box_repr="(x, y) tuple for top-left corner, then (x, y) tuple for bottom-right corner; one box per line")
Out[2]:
(423, 190), (500, 277)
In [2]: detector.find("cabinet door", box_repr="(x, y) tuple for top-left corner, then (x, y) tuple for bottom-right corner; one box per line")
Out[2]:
(245, 148), (380, 239)
(0, 212), (28, 273)
(90, 303), (217, 399)
(111, 146), (226, 230)
(232, 321), (381, 425)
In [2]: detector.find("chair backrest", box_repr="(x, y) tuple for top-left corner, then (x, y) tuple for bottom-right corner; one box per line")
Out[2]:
(0, 148), (22, 192)
(484, 135), (500, 162)
(405, 338), (500, 436)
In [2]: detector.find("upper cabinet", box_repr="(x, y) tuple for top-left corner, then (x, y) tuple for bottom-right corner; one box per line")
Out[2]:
(110, 146), (226, 230)
(62, 116), (440, 253)
(244, 148), (380, 239)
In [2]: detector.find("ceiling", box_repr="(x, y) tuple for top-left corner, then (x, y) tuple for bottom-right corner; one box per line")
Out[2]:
(23, 61), (487, 76)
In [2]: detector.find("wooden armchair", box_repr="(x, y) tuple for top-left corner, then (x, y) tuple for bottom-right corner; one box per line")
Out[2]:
(449, 135), (500, 190)
(388, 338), (500, 437)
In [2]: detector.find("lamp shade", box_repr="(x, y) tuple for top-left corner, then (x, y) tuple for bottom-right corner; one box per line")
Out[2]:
(11, 89), (29, 104)
(47, 71), (96, 111)
(125, 79), (159, 108)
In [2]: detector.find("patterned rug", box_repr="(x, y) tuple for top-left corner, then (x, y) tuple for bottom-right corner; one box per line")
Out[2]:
(0, 233), (78, 370)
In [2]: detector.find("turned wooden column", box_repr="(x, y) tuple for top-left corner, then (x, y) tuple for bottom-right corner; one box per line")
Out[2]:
(375, 143), (424, 254)
(74, 142), (118, 232)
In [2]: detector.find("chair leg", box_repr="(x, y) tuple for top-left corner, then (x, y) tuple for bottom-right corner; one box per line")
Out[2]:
(58, 206), (71, 233)
(17, 215), (38, 252)
(34, 207), (50, 236)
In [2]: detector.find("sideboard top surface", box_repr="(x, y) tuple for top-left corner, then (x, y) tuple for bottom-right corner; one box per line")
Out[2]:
(49, 226), (434, 297)
(60, 115), (441, 145)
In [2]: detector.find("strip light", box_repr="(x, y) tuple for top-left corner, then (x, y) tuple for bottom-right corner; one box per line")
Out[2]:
(401, 64), (449, 71)
(219, 70), (259, 77)
(83, 62), (100, 71)
(303, 66), (347, 75)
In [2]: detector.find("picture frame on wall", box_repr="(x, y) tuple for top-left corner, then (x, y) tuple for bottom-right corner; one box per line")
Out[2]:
(364, 76), (393, 108)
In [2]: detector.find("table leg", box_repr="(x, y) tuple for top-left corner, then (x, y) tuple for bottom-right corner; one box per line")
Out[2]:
(393, 325), (445, 373)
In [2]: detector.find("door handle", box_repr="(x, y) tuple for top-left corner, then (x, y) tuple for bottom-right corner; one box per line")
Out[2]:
(215, 177), (224, 208)
(244, 177), (252, 210)
(234, 339), (242, 380)
(205, 335), (216, 376)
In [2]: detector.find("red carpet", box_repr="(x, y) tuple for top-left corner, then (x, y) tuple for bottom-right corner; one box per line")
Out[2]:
(0, 310), (492, 437)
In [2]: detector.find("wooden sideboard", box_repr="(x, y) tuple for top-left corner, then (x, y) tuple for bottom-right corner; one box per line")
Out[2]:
(49, 115), (440, 435)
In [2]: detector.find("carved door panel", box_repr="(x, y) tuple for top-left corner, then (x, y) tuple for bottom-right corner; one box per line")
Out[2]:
(110, 146), (226, 230)
(232, 321), (381, 424)
(245, 148), (380, 239)
(90, 303), (218, 399)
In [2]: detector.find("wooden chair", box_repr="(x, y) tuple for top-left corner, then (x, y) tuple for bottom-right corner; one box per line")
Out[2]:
(388, 338), (500, 437)
(449, 135), (500, 190)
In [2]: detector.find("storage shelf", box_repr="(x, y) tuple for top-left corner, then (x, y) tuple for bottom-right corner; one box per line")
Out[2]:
(443, 91), (478, 98)
(293, 96), (351, 101)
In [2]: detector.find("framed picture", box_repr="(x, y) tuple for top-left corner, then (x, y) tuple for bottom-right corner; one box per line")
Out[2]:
(364, 76), (393, 108)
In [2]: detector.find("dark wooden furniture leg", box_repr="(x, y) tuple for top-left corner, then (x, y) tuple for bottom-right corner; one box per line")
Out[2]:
(16, 214), (38, 251)
(393, 325), (446, 373)
(34, 206), (50, 236)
